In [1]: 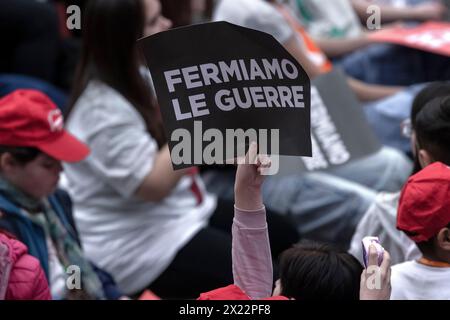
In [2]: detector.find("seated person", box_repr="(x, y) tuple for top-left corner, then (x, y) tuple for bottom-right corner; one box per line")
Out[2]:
(349, 83), (450, 265)
(199, 143), (392, 301)
(0, 90), (123, 300)
(208, 0), (412, 247)
(286, 0), (450, 86)
(390, 97), (450, 300)
(62, 0), (299, 299)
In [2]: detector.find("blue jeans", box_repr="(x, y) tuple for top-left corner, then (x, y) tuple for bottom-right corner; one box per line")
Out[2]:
(203, 169), (375, 247)
(203, 146), (411, 247)
(363, 84), (426, 154)
(336, 43), (450, 86)
(329, 146), (413, 191)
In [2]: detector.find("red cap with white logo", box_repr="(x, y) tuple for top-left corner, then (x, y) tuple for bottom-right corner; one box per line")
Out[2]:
(0, 89), (90, 162)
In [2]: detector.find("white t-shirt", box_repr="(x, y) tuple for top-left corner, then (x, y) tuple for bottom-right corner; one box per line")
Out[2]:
(62, 80), (216, 294)
(213, 0), (294, 44)
(391, 261), (450, 300)
(21, 211), (66, 299)
(46, 236), (67, 299)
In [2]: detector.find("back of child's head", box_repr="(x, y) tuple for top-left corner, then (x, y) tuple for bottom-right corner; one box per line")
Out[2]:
(414, 95), (450, 166)
(409, 83), (450, 173)
(279, 241), (363, 300)
(411, 82), (450, 127)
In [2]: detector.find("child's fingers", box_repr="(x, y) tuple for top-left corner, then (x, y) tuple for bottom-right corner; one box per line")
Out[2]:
(380, 250), (391, 271)
(244, 141), (258, 165)
(233, 142), (258, 165)
(367, 244), (378, 267)
(257, 154), (272, 168)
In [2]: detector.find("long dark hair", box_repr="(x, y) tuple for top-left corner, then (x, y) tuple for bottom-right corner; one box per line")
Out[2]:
(66, 0), (166, 147)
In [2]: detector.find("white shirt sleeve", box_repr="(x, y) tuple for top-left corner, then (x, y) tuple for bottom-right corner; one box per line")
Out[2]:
(214, 0), (294, 44)
(81, 100), (158, 199)
(243, 6), (294, 44)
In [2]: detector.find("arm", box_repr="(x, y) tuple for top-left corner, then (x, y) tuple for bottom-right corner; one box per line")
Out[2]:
(351, 0), (446, 23)
(314, 34), (371, 58)
(283, 35), (323, 79)
(347, 77), (404, 102)
(135, 144), (192, 202)
(232, 143), (273, 300)
(283, 32), (402, 101)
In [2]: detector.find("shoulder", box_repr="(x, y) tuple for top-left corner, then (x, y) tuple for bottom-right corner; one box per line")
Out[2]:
(2, 234), (51, 300)
(391, 261), (416, 275)
(390, 261), (417, 297)
(6, 255), (51, 300)
(214, 0), (292, 43)
(215, 0), (278, 19)
(68, 81), (147, 138)
(197, 285), (251, 300)
(70, 81), (144, 127)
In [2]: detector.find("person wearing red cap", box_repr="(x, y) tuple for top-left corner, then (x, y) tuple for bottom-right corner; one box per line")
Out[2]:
(390, 95), (450, 300)
(0, 89), (124, 300)
(349, 83), (450, 267)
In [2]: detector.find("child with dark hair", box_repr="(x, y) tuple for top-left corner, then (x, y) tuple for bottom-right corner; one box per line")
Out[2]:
(350, 83), (450, 265)
(392, 161), (450, 300)
(276, 242), (363, 300)
(199, 143), (391, 301)
(390, 97), (450, 300)
(0, 89), (123, 300)
(63, 0), (299, 299)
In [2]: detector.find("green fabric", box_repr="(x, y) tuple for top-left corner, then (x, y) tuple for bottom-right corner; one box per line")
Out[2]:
(0, 177), (105, 300)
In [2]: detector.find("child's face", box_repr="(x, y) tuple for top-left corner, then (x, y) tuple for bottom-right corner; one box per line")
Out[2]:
(4, 153), (63, 200)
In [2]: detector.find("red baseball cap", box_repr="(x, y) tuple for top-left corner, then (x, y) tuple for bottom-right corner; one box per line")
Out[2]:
(0, 89), (90, 162)
(397, 162), (450, 242)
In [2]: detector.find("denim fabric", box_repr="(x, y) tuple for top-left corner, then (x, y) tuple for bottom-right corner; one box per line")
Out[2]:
(336, 44), (450, 86)
(0, 74), (68, 111)
(203, 144), (411, 248)
(363, 84), (426, 154)
(329, 147), (413, 191)
(203, 168), (375, 247)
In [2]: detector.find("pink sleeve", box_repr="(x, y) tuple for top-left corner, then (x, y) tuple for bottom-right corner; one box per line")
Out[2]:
(232, 206), (273, 300)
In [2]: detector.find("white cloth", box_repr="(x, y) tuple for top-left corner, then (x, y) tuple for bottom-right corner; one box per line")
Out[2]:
(391, 261), (450, 300)
(21, 211), (66, 299)
(287, 0), (363, 39)
(213, 0), (294, 44)
(45, 236), (66, 299)
(349, 192), (420, 265)
(62, 80), (216, 294)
